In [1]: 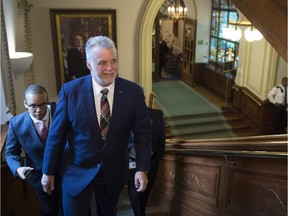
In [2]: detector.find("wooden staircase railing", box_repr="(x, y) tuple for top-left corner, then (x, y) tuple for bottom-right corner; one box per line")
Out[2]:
(148, 134), (287, 216)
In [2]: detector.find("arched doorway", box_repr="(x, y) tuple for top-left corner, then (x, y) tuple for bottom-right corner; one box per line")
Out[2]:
(138, 0), (196, 98)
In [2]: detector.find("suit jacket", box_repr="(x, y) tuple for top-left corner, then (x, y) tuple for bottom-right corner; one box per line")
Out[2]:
(42, 76), (152, 196)
(148, 108), (166, 167)
(67, 47), (90, 79)
(5, 103), (56, 192)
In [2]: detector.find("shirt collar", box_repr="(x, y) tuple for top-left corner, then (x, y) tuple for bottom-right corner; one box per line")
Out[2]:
(92, 78), (115, 95)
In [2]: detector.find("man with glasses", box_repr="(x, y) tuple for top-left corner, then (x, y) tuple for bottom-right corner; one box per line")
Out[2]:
(5, 84), (62, 216)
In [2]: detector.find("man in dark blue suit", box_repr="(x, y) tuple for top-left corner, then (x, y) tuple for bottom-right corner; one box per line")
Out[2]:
(127, 108), (166, 216)
(5, 84), (61, 216)
(41, 36), (152, 216)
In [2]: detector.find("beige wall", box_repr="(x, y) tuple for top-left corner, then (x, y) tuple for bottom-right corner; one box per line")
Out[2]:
(30, 0), (146, 103)
(3, 0), (147, 114)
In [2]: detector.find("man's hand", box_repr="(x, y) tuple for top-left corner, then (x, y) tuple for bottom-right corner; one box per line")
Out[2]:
(41, 174), (55, 195)
(134, 171), (148, 192)
(16, 167), (34, 180)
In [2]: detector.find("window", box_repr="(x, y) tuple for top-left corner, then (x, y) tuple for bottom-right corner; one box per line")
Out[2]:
(209, 0), (239, 74)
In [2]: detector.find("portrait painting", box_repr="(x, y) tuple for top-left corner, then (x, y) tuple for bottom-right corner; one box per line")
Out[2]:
(50, 9), (117, 91)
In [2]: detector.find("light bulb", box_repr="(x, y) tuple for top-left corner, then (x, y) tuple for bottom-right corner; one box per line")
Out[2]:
(244, 27), (255, 42)
(254, 29), (263, 41)
(223, 27), (232, 40)
(230, 27), (242, 41)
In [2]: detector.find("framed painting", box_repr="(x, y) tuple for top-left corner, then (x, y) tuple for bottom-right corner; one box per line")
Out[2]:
(50, 9), (117, 92)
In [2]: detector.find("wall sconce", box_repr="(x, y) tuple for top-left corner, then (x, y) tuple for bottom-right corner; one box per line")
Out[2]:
(10, 52), (33, 78)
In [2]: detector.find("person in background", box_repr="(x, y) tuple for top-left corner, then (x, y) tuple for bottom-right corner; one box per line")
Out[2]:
(67, 34), (90, 81)
(5, 84), (62, 216)
(159, 34), (169, 78)
(41, 36), (152, 216)
(267, 77), (287, 134)
(127, 108), (166, 216)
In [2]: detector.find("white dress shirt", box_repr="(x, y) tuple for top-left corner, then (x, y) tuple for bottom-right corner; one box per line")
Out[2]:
(92, 78), (115, 126)
(268, 84), (287, 105)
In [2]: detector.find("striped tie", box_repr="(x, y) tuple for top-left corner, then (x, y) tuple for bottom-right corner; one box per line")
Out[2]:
(100, 88), (110, 140)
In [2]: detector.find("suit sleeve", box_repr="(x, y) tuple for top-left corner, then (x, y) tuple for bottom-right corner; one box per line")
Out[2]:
(132, 87), (152, 172)
(42, 86), (69, 174)
(5, 120), (23, 176)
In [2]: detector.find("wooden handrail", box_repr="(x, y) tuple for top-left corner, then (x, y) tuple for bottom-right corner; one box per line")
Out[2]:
(242, 90), (262, 107)
(165, 148), (287, 159)
(166, 134), (288, 152)
(148, 92), (156, 108)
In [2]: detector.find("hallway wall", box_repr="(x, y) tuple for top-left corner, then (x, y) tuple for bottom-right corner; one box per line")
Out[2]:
(2, 0), (148, 114)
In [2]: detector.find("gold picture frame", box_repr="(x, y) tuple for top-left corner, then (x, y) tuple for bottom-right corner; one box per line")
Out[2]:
(50, 9), (117, 92)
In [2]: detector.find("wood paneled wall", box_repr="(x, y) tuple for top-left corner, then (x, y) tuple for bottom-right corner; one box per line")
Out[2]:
(1, 162), (39, 216)
(232, 84), (274, 134)
(148, 136), (287, 216)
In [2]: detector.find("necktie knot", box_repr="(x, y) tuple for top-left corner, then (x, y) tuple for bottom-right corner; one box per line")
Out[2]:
(101, 88), (109, 96)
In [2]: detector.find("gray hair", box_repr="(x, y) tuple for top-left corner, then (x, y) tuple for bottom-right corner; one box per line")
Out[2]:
(24, 84), (48, 100)
(85, 36), (117, 61)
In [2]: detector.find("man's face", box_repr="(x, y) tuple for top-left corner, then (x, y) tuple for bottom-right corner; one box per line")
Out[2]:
(74, 35), (83, 48)
(86, 47), (118, 87)
(24, 93), (48, 120)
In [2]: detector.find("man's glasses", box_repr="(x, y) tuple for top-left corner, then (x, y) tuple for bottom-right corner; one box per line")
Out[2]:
(26, 102), (49, 110)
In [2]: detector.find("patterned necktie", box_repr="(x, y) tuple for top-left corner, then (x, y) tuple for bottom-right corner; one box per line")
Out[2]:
(100, 88), (110, 140)
(39, 120), (48, 142)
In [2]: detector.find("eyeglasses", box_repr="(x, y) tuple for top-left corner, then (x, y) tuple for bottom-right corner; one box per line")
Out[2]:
(97, 59), (118, 67)
(26, 102), (48, 110)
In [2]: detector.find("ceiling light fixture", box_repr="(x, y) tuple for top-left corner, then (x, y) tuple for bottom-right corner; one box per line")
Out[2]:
(224, 11), (263, 42)
(167, 0), (187, 20)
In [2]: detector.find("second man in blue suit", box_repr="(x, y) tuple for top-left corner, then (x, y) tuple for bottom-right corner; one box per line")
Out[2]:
(41, 36), (152, 216)
(5, 84), (61, 216)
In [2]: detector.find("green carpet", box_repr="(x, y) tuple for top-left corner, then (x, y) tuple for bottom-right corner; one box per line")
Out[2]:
(152, 80), (236, 139)
(153, 80), (221, 116)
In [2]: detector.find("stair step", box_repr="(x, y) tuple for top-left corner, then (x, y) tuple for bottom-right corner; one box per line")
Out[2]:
(166, 116), (227, 127)
(164, 109), (261, 139)
(165, 112), (223, 121)
(170, 122), (233, 135)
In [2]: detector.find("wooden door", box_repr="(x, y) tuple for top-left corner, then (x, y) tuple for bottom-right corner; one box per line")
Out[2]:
(182, 19), (197, 86)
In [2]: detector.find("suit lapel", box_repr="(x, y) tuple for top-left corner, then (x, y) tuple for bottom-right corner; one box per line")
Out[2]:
(82, 77), (98, 124)
(24, 112), (45, 147)
(81, 77), (102, 137)
(110, 79), (124, 124)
